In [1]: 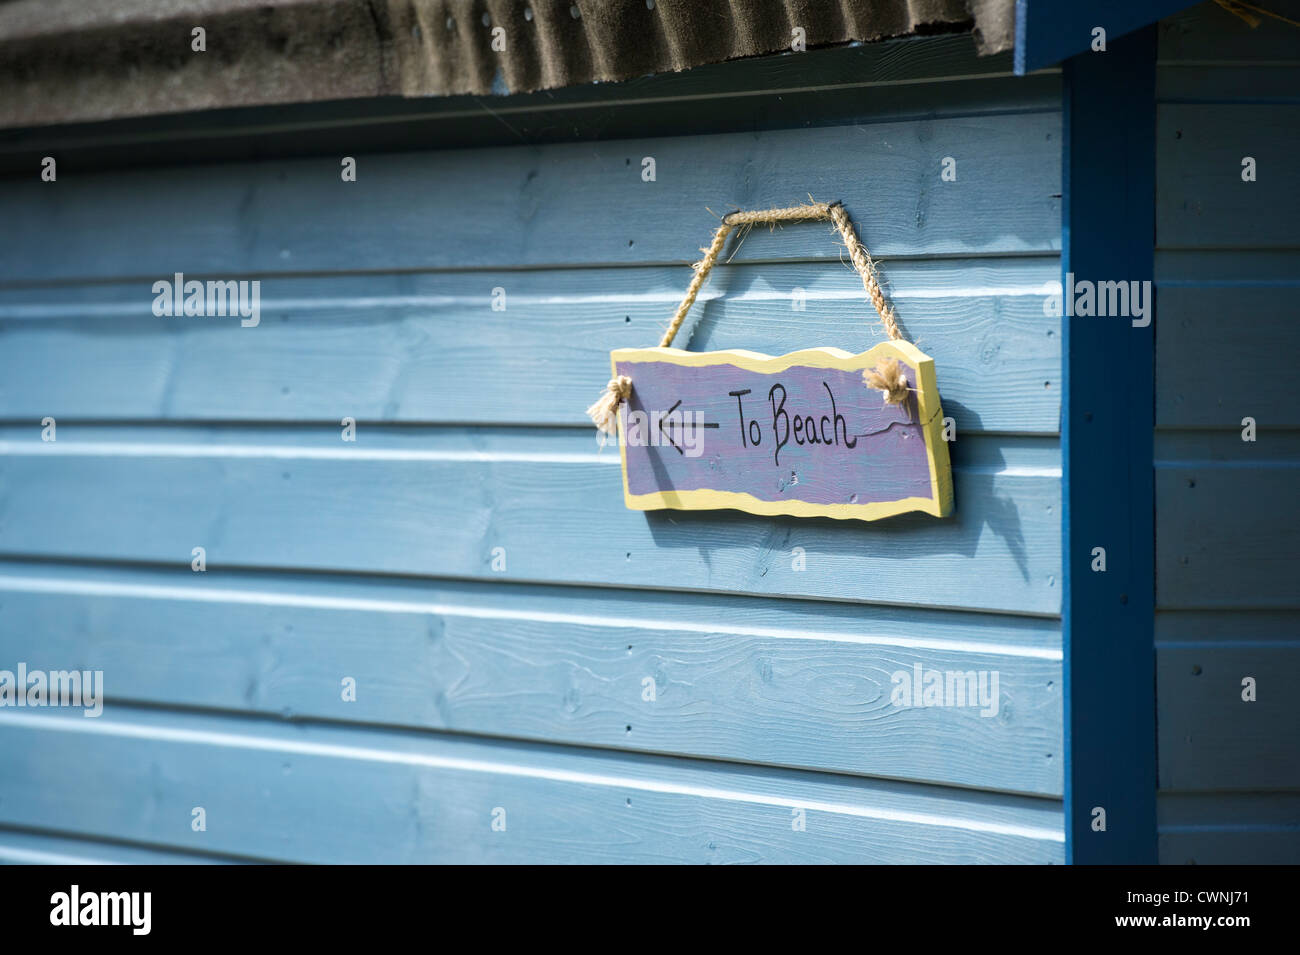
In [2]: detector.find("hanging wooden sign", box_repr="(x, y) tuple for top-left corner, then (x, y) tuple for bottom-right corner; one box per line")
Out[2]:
(585, 201), (954, 522)
(609, 341), (951, 521)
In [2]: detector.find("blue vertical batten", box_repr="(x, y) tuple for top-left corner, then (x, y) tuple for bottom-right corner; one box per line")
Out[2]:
(1061, 26), (1158, 864)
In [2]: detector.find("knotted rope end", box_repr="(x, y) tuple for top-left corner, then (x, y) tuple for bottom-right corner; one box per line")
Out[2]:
(864, 358), (910, 406)
(586, 375), (632, 436)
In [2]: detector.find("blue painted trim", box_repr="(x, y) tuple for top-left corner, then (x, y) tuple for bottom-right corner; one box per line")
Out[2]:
(1015, 0), (1194, 75)
(1061, 26), (1158, 864)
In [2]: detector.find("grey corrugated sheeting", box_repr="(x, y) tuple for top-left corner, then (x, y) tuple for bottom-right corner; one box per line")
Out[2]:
(0, 0), (1014, 128)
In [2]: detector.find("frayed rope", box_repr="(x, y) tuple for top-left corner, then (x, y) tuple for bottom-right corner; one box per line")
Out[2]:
(586, 375), (632, 436)
(863, 357), (911, 406)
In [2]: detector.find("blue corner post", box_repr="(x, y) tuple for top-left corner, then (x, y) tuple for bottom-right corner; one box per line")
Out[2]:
(1061, 26), (1158, 864)
(1015, 0), (1192, 75)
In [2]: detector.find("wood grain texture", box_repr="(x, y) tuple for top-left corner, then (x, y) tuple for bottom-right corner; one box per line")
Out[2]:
(0, 43), (1067, 864)
(1155, 465), (1300, 609)
(0, 113), (1061, 283)
(0, 706), (1064, 864)
(0, 427), (1061, 615)
(1156, 286), (1300, 428)
(1157, 645), (1300, 791)
(1156, 104), (1300, 249)
(0, 561), (1062, 796)
(0, 259), (1061, 433)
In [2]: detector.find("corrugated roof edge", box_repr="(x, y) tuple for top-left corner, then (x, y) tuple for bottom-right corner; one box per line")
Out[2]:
(0, 0), (1015, 129)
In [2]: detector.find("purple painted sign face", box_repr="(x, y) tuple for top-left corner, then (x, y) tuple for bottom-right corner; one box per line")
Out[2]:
(610, 346), (952, 521)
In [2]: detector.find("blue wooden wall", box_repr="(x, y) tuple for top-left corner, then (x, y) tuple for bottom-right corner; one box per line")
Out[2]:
(0, 36), (1064, 863)
(1153, 2), (1300, 864)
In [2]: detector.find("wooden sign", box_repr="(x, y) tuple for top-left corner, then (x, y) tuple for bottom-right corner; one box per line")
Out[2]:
(611, 340), (953, 521)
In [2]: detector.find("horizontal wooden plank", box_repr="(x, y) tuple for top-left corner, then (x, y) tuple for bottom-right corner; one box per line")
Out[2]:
(1158, 792), (1300, 865)
(0, 113), (1062, 283)
(0, 428), (1062, 615)
(0, 706), (1064, 863)
(1156, 430), (1300, 464)
(1156, 465), (1300, 609)
(1158, 645), (1300, 791)
(0, 75), (1064, 181)
(1156, 286), (1300, 428)
(1160, 829), (1300, 865)
(0, 828), (230, 865)
(0, 38), (1060, 177)
(0, 258), (1061, 433)
(1158, 64), (1300, 103)
(0, 562), (1062, 796)
(1157, 104), (1300, 249)
(1157, 608), (1300, 645)
(1156, 248), (1300, 282)
(0, 556), (1063, 652)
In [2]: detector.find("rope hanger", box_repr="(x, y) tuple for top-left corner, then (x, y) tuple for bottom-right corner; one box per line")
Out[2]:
(587, 200), (913, 435)
(660, 200), (906, 348)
